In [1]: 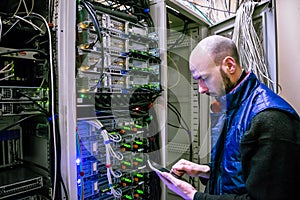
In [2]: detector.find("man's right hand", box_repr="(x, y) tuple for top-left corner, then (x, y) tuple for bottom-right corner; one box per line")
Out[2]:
(171, 159), (210, 179)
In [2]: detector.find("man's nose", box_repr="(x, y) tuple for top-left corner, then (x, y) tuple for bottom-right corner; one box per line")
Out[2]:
(198, 79), (208, 94)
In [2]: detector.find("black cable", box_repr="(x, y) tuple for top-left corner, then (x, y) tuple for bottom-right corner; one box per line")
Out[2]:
(60, 174), (69, 200)
(168, 123), (189, 132)
(80, 0), (105, 89)
(194, 1), (236, 14)
(15, 90), (50, 115)
(167, 19), (189, 50)
(167, 102), (190, 131)
(79, 1), (102, 45)
(167, 101), (195, 186)
(0, 114), (44, 133)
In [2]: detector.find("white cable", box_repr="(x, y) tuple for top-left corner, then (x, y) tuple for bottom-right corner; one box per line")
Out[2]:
(0, 56), (14, 83)
(0, 61), (14, 73)
(232, 1), (275, 90)
(85, 119), (123, 198)
(28, 0), (35, 15)
(0, 74), (14, 81)
(13, 0), (23, 16)
(14, 15), (45, 34)
(0, 16), (2, 43)
(22, 0), (29, 15)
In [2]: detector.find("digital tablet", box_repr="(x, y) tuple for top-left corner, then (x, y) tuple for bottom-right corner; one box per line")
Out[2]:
(147, 160), (183, 180)
(147, 160), (170, 173)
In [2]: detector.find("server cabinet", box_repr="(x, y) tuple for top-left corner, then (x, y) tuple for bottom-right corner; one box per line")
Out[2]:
(0, 0), (57, 199)
(59, 1), (164, 199)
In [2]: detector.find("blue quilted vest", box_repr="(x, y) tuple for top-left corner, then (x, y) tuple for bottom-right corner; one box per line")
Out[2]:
(208, 71), (299, 195)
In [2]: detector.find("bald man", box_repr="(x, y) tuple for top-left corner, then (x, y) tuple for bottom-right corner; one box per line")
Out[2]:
(156, 35), (300, 199)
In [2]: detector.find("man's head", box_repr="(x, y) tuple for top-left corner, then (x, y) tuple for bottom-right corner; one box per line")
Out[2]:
(189, 35), (242, 98)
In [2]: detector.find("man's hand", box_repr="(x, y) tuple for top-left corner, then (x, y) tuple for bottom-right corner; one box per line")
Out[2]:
(156, 171), (197, 200)
(171, 159), (210, 178)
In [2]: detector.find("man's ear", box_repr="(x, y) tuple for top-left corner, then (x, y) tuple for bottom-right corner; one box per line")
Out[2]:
(222, 56), (236, 74)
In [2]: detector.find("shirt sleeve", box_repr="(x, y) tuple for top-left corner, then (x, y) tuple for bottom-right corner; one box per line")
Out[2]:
(193, 109), (300, 200)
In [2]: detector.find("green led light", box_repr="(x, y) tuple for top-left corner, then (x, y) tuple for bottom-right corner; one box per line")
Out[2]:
(122, 126), (131, 130)
(136, 189), (144, 194)
(135, 125), (142, 129)
(122, 143), (131, 148)
(124, 195), (133, 199)
(123, 161), (131, 166)
(134, 141), (143, 145)
(146, 116), (153, 122)
(136, 173), (143, 178)
(134, 158), (143, 162)
(123, 178), (132, 182)
(101, 188), (109, 192)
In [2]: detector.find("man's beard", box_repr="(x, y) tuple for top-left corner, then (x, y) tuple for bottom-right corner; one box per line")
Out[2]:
(220, 67), (235, 94)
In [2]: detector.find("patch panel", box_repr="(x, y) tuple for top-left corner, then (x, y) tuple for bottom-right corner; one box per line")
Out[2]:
(0, 166), (43, 199)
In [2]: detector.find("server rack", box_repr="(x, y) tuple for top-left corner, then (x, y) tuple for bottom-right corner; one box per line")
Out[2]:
(0, 0), (57, 199)
(59, 0), (165, 199)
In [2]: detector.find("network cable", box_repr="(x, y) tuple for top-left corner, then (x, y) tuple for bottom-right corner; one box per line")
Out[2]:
(85, 119), (123, 198)
(232, 1), (275, 90)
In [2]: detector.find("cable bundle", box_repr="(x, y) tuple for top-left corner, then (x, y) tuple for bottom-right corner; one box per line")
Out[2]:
(85, 119), (123, 198)
(232, 1), (274, 90)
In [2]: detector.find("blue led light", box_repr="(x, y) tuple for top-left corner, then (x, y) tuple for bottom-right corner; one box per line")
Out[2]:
(143, 8), (150, 13)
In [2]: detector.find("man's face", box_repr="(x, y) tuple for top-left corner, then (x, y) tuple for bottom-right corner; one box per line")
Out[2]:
(190, 53), (231, 98)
